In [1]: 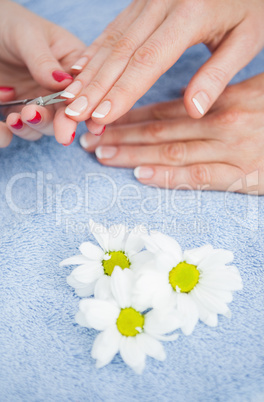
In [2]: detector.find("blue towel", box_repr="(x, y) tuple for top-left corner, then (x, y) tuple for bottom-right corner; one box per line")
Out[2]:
(0, 1), (264, 401)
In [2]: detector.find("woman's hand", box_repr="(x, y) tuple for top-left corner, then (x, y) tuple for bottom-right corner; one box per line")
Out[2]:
(63, 0), (264, 127)
(80, 73), (264, 194)
(0, 0), (86, 147)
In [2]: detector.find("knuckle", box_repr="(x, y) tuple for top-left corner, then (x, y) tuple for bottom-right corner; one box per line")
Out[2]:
(190, 164), (211, 186)
(132, 40), (162, 69)
(103, 28), (123, 47)
(212, 107), (247, 128)
(144, 122), (165, 141)
(112, 36), (137, 58)
(88, 79), (106, 94)
(204, 66), (229, 90)
(161, 143), (186, 165)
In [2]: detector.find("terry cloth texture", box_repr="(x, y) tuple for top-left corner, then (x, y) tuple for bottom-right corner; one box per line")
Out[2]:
(0, 1), (264, 401)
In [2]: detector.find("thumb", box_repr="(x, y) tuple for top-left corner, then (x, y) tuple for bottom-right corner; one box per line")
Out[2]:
(184, 24), (261, 118)
(18, 34), (73, 91)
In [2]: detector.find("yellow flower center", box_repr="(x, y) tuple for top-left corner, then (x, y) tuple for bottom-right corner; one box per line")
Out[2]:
(169, 261), (200, 293)
(102, 251), (130, 276)
(116, 307), (144, 337)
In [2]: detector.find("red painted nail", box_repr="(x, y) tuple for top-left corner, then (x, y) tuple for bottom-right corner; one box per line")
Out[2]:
(63, 132), (75, 146)
(27, 111), (41, 124)
(11, 119), (23, 130)
(95, 125), (106, 137)
(0, 86), (14, 91)
(52, 70), (73, 83)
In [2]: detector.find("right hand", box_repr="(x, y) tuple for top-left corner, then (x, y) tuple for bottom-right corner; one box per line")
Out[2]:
(0, 0), (86, 147)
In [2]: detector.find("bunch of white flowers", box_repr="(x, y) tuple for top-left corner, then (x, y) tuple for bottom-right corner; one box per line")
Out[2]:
(60, 220), (243, 374)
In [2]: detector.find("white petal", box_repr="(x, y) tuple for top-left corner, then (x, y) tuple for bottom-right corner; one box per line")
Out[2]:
(176, 293), (199, 335)
(149, 231), (183, 261)
(125, 225), (147, 255)
(189, 292), (218, 326)
(201, 268), (243, 291)
(192, 286), (229, 315)
(129, 250), (155, 272)
(108, 224), (128, 251)
(198, 250), (234, 271)
(67, 275), (95, 297)
(71, 263), (103, 284)
(119, 336), (146, 374)
(75, 310), (90, 327)
(79, 242), (104, 260)
(89, 220), (109, 250)
(144, 308), (182, 336)
(110, 267), (133, 308)
(79, 299), (119, 330)
(59, 254), (89, 267)
(91, 325), (122, 367)
(183, 244), (214, 265)
(137, 333), (166, 361)
(198, 284), (233, 304)
(94, 275), (112, 300)
(155, 251), (177, 273)
(132, 272), (167, 311)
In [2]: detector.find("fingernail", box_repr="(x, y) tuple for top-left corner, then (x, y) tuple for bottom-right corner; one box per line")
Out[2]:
(11, 119), (23, 130)
(80, 134), (100, 149)
(92, 101), (111, 118)
(61, 81), (82, 99)
(192, 91), (210, 115)
(52, 70), (73, 83)
(65, 96), (88, 116)
(0, 86), (14, 91)
(71, 57), (89, 71)
(95, 125), (106, 136)
(134, 167), (154, 179)
(89, 124), (106, 136)
(63, 132), (75, 146)
(27, 111), (41, 124)
(95, 146), (117, 159)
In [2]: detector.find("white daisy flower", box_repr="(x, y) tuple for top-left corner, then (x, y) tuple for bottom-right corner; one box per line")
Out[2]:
(76, 267), (182, 374)
(134, 231), (243, 335)
(60, 220), (150, 298)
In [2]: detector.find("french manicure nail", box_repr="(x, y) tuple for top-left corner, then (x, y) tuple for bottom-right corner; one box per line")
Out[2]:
(192, 91), (210, 115)
(65, 96), (88, 117)
(0, 86), (14, 91)
(80, 134), (100, 149)
(71, 57), (89, 71)
(134, 166), (154, 179)
(11, 119), (23, 130)
(95, 125), (106, 136)
(92, 101), (111, 118)
(27, 111), (41, 124)
(52, 70), (73, 83)
(95, 146), (117, 159)
(61, 81), (82, 99)
(63, 132), (75, 146)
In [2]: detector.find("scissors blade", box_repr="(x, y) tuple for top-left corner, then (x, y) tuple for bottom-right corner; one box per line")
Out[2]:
(40, 91), (66, 106)
(0, 99), (32, 107)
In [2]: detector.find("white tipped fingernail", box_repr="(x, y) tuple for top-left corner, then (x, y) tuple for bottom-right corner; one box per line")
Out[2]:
(92, 101), (111, 119)
(65, 96), (88, 117)
(192, 98), (204, 115)
(134, 167), (154, 179)
(192, 91), (210, 115)
(95, 146), (117, 159)
(71, 65), (82, 71)
(80, 134), (89, 149)
(61, 91), (75, 99)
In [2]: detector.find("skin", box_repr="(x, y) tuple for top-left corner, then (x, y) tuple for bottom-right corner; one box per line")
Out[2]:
(80, 73), (264, 194)
(63, 0), (264, 126)
(0, 0), (86, 147)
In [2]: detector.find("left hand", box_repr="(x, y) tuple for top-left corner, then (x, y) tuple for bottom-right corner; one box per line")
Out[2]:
(80, 73), (264, 194)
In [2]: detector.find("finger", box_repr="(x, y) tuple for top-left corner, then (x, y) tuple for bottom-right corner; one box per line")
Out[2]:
(111, 99), (188, 126)
(21, 105), (54, 136)
(17, 30), (73, 91)
(0, 122), (13, 148)
(89, 13), (194, 125)
(133, 163), (246, 192)
(65, 0), (167, 121)
(184, 21), (263, 118)
(53, 107), (77, 146)
(82, 116), (215, 151)
(0, 86), (15, 102)
(93, 140), (226, 168)
(70, 0), (146, 73)
(6, 113), (43, 141)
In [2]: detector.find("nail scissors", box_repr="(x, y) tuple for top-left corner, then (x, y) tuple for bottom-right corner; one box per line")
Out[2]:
(0, 91), (66, 108)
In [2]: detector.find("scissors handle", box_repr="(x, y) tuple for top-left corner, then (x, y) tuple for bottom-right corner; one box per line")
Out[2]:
(0, 99), (32, 107)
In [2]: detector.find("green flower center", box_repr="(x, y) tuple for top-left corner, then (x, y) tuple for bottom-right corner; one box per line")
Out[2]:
(116, 307), (144, 337)
(102, 251), (131, 276)
(169, 261), (200, 293)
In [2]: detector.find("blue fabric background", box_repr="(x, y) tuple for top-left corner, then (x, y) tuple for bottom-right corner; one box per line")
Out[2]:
(0, 1), (264, 401)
